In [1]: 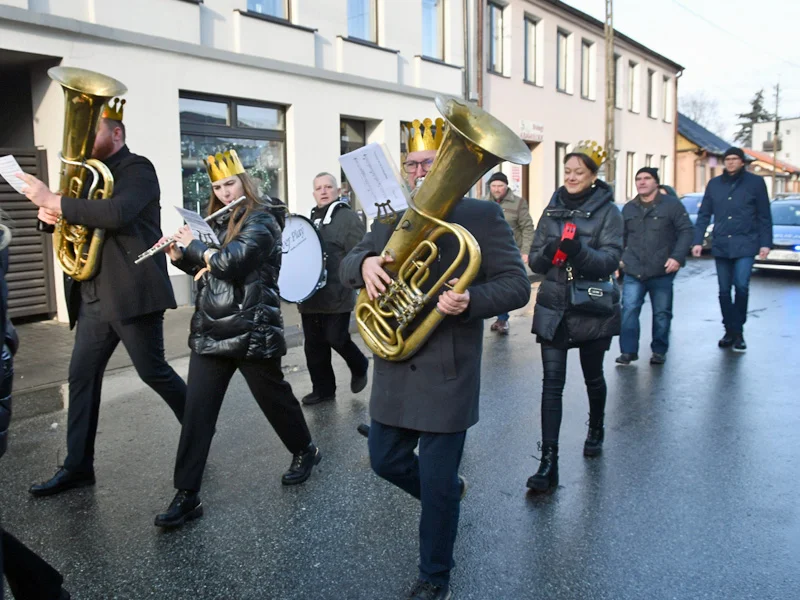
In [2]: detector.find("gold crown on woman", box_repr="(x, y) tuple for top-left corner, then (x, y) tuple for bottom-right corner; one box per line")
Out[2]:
(102, 98), (125, 121)
(406, 118), (444, 153)
(572, 140), (607, 168)
(204, 149), (246, 182)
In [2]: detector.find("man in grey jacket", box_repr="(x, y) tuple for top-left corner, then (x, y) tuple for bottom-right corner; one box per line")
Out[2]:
(617, 167), (694, 365)
(298, 172), (369, 405)
(340, 118), (531, 600)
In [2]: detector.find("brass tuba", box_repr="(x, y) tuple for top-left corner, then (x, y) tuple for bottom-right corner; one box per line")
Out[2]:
(354, 95), (531, 361)
(47, 66), (127, 281)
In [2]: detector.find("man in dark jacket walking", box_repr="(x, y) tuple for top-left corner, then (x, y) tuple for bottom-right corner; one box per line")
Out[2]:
(692, 147), (772, 352)
(298, 172), (369, 405)
(19, 104), (187, 496)
(341, 116), (531, 600)
(617, 167), (694, 365)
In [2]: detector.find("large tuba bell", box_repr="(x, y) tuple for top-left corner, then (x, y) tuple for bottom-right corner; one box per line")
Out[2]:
(355, 95), (531, 361)
(47, 66), (127, 281)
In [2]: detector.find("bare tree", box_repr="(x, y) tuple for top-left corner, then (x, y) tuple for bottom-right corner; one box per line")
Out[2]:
(679, 92), (727, 138)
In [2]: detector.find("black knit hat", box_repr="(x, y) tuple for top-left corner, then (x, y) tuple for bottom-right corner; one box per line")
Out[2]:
(488, 172), (508, 185)
(636, 167), (660, 184)
(724, 147), (745, 160)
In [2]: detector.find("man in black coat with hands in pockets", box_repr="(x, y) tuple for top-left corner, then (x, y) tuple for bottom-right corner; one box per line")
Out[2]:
(19, 100), (187, 497)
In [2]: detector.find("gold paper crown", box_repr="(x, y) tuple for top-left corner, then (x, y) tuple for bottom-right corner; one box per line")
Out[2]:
(102, 98), (126, 121)
(406, 118), (444, 153)
(204, 149), (246, 183)
(571, 140), (607, 168)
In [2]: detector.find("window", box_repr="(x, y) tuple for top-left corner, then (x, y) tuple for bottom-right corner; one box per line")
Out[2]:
(422, 0), (445, 60)
(662, 76), (673, 122)
(555, 142), (568, 188)
(695, 162), (706, 191)
(660, 155), (668, 183)
(179, 94), (286, 214)
(767, 131), (773, 142)
(614, 54), (622, 109)
(524, 16), (539, 84)
(645, 154), (653, 167)
(557, 29), (571, 93)
(488, 2), (504, 74)
(628, 60), (639, 112)
(647, 69), (657, 118)
(348, 0), (377, 43)
(341, 118), (367, 211)
(247, 0), (288, 19)
(626, 152), (635, 198)
(580, 39), (594, 99)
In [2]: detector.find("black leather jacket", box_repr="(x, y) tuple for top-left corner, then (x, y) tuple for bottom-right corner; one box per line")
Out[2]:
(173, 207), (286, 361)
(528, 181), (624, 345)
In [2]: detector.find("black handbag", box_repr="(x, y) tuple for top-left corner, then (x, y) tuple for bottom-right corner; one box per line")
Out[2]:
(566, 265), (619, 316)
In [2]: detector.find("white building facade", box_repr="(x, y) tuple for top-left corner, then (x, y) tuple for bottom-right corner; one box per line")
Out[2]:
(0, 0), (681, 322)
(752, 117), (800, 167)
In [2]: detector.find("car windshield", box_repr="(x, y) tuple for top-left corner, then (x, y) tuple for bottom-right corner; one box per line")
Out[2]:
(681, 196), (702, 215)
(771, 202), (800, 226)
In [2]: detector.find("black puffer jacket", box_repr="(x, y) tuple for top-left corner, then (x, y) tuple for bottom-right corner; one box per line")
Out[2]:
(528, 181), (624, 345)
(173, 207), (286, 360)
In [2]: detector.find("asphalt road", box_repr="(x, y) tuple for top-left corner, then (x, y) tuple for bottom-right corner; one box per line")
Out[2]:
(1, 257), (798, 600)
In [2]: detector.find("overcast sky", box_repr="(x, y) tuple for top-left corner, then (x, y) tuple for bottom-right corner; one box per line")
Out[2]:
(565, 0), (800, 142)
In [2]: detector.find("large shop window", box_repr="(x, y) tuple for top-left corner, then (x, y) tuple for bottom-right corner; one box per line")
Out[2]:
(179, 94), (286, 214)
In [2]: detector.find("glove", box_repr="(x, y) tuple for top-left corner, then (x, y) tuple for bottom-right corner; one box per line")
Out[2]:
(542, 240), (560, 261)
(559, 237), (582, 257)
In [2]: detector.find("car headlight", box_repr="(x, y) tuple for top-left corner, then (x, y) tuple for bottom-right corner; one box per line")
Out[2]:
(706, 224), (714, 234)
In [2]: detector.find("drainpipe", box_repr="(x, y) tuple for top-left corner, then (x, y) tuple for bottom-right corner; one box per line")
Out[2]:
(462, 0), (469, 100)
(476, 0), (483, 108)
(674, 69), (683, 189)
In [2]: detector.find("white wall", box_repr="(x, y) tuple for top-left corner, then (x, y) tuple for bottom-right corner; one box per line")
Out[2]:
(753, 118), (800, 166)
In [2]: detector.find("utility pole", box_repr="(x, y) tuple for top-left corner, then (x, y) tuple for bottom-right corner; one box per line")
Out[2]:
(604, 0), (616, 191)
(772, 82), (780, 198)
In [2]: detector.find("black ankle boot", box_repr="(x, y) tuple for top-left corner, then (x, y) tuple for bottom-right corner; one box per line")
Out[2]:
(526, 444), (558, 492)
(583, 422), (605, 457)
(281, 443), (322, 485)
(154, 490), (203, 528)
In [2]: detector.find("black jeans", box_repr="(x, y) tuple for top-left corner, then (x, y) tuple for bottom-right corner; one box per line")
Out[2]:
(301, 313), (368, 397)
(173, 352), (312, 491)
(1, 529), (64, 600)
(65, 301), (187, 472)
(368, 420), (466, 587)
(540, 343), (607, 446)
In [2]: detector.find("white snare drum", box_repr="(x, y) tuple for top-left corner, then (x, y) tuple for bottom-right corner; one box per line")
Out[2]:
(278, 214), (327, 303)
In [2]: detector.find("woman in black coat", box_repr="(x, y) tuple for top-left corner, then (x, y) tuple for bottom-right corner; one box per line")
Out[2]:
(154, 151), (319, 528)
(526, 146), (623, 492)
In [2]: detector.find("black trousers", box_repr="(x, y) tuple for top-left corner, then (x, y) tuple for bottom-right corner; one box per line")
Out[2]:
(1, 529), (64, 600)
(301, 313), (368, 397)
(540, 343), (607, 446)
(173, 352), (312, 491)
(64, 301), (187, 472)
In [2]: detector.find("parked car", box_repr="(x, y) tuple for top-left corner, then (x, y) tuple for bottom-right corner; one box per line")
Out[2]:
(753, 198), (800, 272)
(680, 193), (712, 251)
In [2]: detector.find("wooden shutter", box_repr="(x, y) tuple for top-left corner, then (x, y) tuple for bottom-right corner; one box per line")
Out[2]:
(0, 148), (57, 319)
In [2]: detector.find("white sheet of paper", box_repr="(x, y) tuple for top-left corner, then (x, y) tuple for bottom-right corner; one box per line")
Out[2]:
(175, 206), (220, 246)
(338, 143), (410, 219)
(0, 155), (28, 194)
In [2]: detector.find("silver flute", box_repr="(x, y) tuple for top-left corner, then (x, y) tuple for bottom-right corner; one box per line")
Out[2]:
(134, 195), (247, 264)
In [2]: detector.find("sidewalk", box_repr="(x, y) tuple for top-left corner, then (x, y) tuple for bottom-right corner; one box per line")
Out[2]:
(12, 302), (307, 420)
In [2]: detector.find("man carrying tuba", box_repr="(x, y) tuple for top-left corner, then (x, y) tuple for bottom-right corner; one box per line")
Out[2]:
(340, 117), (531, 600)
(19, 97), (187, 497)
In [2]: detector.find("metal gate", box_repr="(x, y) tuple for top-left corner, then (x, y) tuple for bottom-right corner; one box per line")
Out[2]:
(0, 148), (57, 319)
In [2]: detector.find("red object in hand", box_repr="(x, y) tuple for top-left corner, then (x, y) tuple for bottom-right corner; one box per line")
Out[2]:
(552, 222), (577, 267)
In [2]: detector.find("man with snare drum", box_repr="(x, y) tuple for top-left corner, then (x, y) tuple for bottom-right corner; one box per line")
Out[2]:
(298, 172), (369, 405)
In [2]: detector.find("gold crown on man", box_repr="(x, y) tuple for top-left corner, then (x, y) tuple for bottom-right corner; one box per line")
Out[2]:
(572, 140), (607, 168)
(406, 118), (445, 153)
(205, 149), (246, 182)
(102, 98), (126, 121)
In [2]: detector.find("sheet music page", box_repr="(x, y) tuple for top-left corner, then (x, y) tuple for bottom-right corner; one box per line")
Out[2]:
(0, 155), (29, 194)
(175, 206), (220, 246)
(339, 143), (410, 219)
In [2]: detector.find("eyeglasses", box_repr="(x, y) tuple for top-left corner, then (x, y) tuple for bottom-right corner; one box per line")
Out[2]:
(402, 158), (435, 174)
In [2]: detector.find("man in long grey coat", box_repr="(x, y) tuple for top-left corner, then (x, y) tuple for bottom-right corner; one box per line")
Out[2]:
(340, 119), (531, 600)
